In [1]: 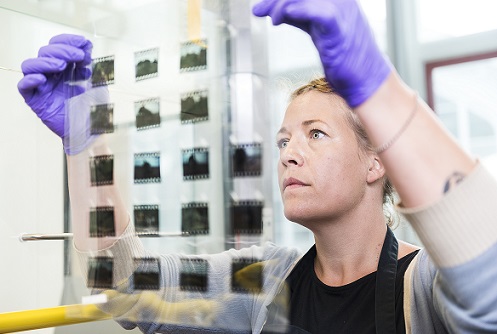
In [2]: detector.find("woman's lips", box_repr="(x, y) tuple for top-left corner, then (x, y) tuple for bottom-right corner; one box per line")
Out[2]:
(283, 177), (309, 190)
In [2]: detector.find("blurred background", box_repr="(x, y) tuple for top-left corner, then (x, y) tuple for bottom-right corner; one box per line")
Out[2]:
(1, 0), (497, 333)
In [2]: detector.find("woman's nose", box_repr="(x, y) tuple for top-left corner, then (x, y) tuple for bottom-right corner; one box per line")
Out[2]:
(280, 140), (304, 167)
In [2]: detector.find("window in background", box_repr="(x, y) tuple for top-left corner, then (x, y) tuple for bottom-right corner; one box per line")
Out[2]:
(427, 55), (497, 159)
(360, 0), (387, 51)
(418, 0), (497, 42)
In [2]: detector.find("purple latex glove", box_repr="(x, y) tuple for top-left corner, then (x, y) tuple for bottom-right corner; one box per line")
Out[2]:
(18, 34), (104, 154)
(252, 0), (392, 107)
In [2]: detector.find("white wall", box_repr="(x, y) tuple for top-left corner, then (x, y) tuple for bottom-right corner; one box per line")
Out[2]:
(0, 7), (79, 333)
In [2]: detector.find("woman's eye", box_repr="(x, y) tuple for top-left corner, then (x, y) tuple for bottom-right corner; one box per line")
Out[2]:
(311, 130), (325, 140)
(276, 139), (288, 149)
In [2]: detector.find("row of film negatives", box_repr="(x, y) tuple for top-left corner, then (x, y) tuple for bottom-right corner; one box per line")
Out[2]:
(90, 39), (208, 133)
(91, 90), (209, 136)
(90, 144), (262, 187)
(91, 39), (207, 87)
(87, 256), (263, 294)
(90, 201), (264, 238)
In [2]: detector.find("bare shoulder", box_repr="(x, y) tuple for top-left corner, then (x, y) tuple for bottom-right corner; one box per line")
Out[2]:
(397, 240), (421, 259)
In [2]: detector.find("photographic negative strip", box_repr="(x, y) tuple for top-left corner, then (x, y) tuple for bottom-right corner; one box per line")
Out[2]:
(182, 148), (209, 180)
(135, 48), (159, 81)
(134, 152), (161, 184)
(230, 201), (263, 235)
(231, 258), (263, 294)
(89, 206), (116, 237)
(90, 155), (114, 186)
(180, 258), (208, 292)
(181, 202), (209, 235)
(133, 258), (160, 290)
(134, 205), (160, 237)
(90, 103), (114, 135)
(180, 39), (207, 72)
(231, 143), (262, 177)
(87, 256), (113, 289)
(92, 56), (115, 87)
(135, 98), (161, 130)
(180, 90), (208, 123)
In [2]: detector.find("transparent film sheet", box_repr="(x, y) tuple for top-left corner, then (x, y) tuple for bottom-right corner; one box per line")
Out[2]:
(62, 0), (288, 332)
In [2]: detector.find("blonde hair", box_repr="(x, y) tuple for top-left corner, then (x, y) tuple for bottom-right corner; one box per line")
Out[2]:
(291, 77), (396, 225)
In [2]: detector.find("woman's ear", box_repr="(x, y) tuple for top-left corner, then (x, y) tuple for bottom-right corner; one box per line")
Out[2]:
(366, 156), (386, 184)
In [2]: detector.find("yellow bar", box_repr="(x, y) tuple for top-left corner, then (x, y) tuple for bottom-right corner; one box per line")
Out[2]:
(187, 0), (202, 41)
(0, 304), (111, 334)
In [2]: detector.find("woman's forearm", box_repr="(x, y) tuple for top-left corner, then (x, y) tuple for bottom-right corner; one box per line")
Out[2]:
(67, 136), (129, 251)
(355, 72), (476, 208)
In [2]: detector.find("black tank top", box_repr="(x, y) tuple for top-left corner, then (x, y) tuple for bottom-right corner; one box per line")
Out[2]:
(280, 246), (419, 334)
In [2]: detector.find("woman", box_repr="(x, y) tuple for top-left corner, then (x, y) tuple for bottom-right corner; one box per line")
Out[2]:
(268, 77), (419, 333)
(17, 0), (497, 332)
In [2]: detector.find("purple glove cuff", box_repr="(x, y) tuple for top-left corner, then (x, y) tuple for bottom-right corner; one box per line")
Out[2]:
(329, 56), (392, 108)
(63, 86), (110, 155)
(63, 135), (98, 155)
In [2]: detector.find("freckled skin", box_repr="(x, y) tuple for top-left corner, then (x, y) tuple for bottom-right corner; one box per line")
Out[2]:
(276, 91), (372, 229)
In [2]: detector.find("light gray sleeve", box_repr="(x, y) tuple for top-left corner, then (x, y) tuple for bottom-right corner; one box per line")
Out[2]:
(81, 236), (300, 334)
(407, 250), (448, 334)
(405, 163), (497, 333)
(398, 163), (497, 268)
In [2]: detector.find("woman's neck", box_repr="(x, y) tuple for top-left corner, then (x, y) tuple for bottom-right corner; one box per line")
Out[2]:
(312, 214), (388, 287)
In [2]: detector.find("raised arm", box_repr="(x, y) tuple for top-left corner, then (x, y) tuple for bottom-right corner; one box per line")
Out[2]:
(66, 136), (130, 251)
(18, 34), (130, 251)
(355, 73), (475, 207)
(253, 0), (475, 208)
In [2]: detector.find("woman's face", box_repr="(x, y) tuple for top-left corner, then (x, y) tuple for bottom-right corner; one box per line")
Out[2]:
(276, 91), (372, 225)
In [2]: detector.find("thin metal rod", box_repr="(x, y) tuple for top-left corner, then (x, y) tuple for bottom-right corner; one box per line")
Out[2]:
(19, 231), (189, 242)
(137, 232), (190, 237)
(19, 233), (73, 242)
(0, 66), (22, 73)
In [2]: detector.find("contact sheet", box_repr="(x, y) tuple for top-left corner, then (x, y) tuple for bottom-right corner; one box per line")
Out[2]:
(135, 48), (159, 81)
(91, 56), (115, 87)
(83, 40), (267, 244)
(230, 201), (264, 235)
(181, 202), (209, 235)
(179, 39), (207, 72)
(133, 258), (161, 290)
(182, 147), (209, 180)
(231, 258), (263, 293)
(90, 155), (114, 186)
(180, 90), (208, 123)
(86, 255), (265, 296)
(77, 9), (270, 302)
(134, 152), (161, 184)
(87, 256), (114, 289)
(134, 205), (160, 236)
(230, 143), (262, 177)
(135, 98), (161, 130)
(89, 206), (116, 238)
(180, 258), (208, 292)
(84, 45), (267, 241)
(90, 103), (114, 134)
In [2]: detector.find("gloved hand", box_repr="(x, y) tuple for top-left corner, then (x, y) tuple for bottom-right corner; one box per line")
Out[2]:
(18, 34), (106, 154)
(252, 0), (392, 107)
